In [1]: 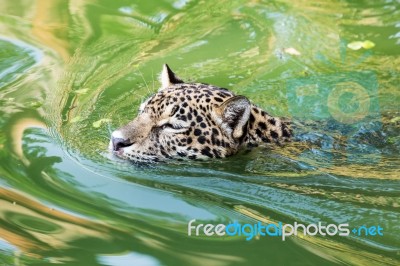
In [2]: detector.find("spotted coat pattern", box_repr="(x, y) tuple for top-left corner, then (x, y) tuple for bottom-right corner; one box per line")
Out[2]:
(110, 65), (291, 162)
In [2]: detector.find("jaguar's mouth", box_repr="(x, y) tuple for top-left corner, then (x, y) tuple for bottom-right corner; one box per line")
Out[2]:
(112, 148), (124, 157)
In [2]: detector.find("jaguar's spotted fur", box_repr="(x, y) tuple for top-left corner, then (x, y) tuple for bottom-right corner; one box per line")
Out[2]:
(110, 64), (291, 162)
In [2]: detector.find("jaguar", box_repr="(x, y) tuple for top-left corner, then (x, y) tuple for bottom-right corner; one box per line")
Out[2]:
(110, 64), (291, 162)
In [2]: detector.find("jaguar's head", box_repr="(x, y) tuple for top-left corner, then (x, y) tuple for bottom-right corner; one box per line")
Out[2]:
(109, 64), (291, 162)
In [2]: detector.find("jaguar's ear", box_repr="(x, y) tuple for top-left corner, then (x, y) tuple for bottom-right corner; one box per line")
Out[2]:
(216, 96), (251, 139)
(160, 64), (184, 91)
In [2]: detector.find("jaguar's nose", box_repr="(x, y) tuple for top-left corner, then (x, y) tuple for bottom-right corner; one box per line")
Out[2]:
(111, 131), (133, 151)
(112, 137), (133, 151)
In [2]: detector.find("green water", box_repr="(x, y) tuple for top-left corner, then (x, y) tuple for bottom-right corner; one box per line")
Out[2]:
(0, 0), (399, 265)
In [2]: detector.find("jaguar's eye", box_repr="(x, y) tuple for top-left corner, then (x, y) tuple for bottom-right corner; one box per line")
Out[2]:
(161, 123), (183, 130)
(161, 123), (173, 129)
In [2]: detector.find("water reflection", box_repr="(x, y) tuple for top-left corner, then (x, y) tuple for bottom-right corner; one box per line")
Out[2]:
(1, 188), (115, 254)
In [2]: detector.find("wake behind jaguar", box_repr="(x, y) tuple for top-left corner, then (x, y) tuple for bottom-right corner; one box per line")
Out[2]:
(109, 64), (291, 162)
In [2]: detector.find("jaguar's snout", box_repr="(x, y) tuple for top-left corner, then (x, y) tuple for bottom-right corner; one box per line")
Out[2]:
(111, 131), (133, 151)
(112, 137), (133, 151)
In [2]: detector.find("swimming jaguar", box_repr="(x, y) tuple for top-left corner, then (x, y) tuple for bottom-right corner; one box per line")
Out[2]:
(110, 64), (291, 162)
